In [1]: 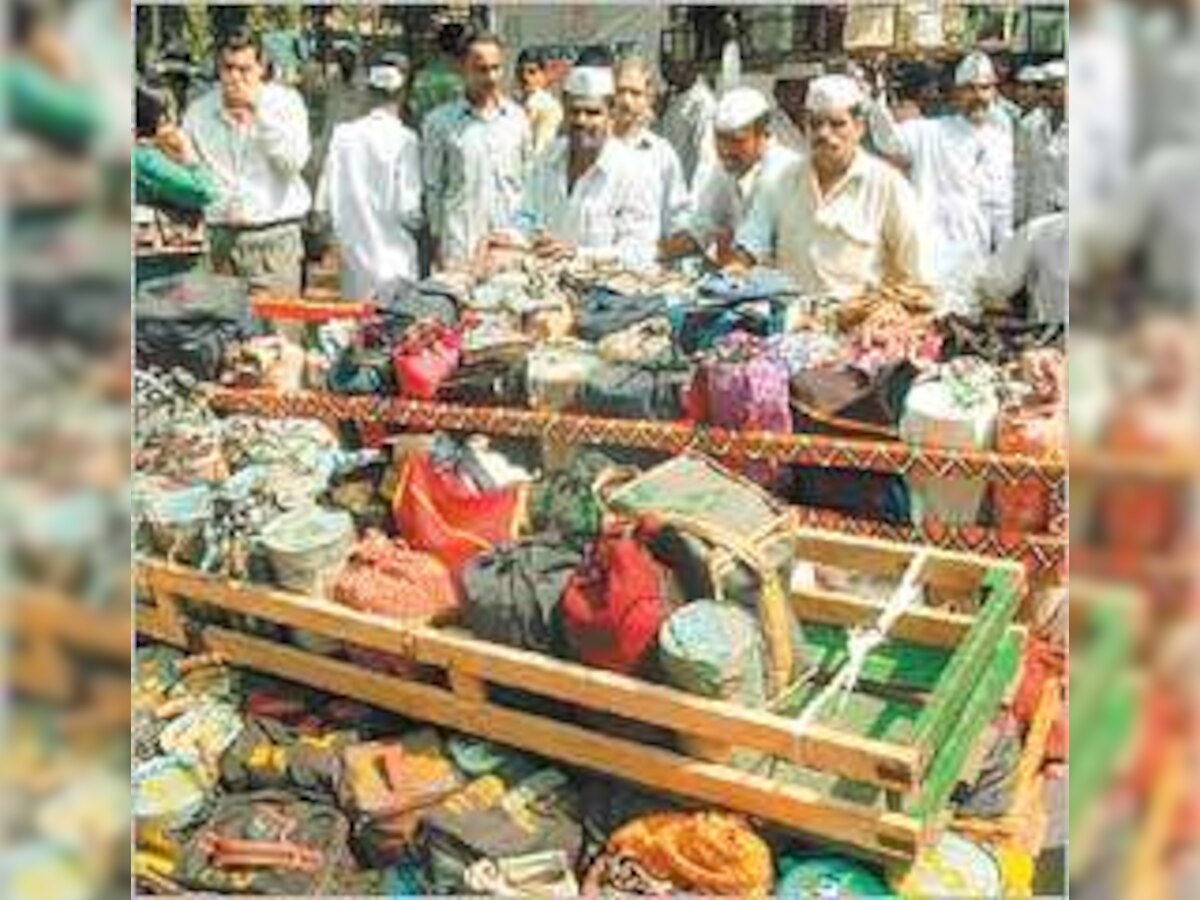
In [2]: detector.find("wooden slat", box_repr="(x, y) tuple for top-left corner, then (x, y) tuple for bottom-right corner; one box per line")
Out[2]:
(13, 592), (131, 661)
(139, 559), (919, 790)
(793, 527), (1021, 596)
(202, 626), (923, 862)
(411, 626), (919, 791)
(793, 587), (974, 648)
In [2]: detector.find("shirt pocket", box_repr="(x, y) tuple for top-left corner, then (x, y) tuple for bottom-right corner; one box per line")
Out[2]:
(813, 208), (878, 280)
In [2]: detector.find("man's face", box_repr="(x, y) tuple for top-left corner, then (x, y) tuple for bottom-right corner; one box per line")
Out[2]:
(1043, 81), (1066, 113)
(662, 60), (693, 91)
(518, 62), (545, 94)
(957, 81), (996, 123)
(716, 124), (768, 177)
(773, 80), (808, 122)
(567, 96), (611, 153)
(1015, 82), (1037, 111)
(463, 41), (504, 99)
(218, 46), (263, 109)
(613, 69), (652, 131)
(808, 107), (864, 174)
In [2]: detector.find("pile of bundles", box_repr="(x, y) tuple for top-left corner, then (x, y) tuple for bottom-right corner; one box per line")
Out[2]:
(136, 642), (935, 897)
(138, 264), (1065, 531)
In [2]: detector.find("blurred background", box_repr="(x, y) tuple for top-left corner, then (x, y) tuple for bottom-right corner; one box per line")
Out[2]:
(1, 1), (1199, 898)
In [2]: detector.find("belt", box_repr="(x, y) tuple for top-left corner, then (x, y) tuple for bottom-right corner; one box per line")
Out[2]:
(211, 218), (302, 234)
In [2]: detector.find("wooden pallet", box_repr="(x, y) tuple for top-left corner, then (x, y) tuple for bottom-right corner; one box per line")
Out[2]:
(136, 528), (1024, 864)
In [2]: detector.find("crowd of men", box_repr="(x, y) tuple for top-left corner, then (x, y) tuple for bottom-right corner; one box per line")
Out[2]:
(145, 24), (1069, 323)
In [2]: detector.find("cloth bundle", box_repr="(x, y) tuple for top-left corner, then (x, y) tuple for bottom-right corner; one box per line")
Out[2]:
(658, 600), (768, 708)
(526, 341), (603, 411)
(221, 335), (306, 392)
(391, 319), (463, 400)
(175, 790), (351, 896)
(900, 357), (1000, 525)
(687, 332), (793, 486)
(576, 286), (674, 342)
(260, 505), (355, 594)
(459, 538), (582, 656)
(528, 450), (622, 548)
(560, 525), (674, 675)
(416, 768), (583, 894)
(578, 360), (692, 422)
(391, 451), (527, 576)
(331, 530), (457, 623)
(339, 731), (464, 866)
(218, 716), (348, 797)
(993, 349), (1066, 532)
(590, 812), (773, 897)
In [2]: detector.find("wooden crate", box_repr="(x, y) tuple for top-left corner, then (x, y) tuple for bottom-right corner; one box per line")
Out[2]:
(135, 527), (1024, 864)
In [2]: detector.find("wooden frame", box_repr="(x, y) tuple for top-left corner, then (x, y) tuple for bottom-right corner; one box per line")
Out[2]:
(136, 527), (1024, 863)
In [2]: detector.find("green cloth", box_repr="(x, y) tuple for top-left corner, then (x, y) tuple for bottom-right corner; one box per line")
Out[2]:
(3, 59), (101, 149)
(134, 144), (217, 213)
(408, 57), (464, 126)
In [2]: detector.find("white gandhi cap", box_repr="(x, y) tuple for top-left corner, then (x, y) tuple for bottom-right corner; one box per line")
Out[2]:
(1016, 65), (1045, 85)
(1039, 60), (1067, 82)
(564, 65), (615, 99)
(955, 51), (997, 86)
(367, 65), (405, 92)
(805, 74), (865, 114)
(714, 87), (771, 132)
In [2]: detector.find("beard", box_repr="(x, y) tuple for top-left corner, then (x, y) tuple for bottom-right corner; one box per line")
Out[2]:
(570, 128), (607, 153)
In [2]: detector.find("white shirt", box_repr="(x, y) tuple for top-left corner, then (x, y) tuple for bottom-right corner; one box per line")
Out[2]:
(524, 88), (564, 156)
(872, 107), (1013, 313)
(976, 212), (1068, 324)
(1084, 146), (1200, 306)
(522, 136), (660, 269)
(735, 149), (924, 298)
(658, 77), (719, 191)
(617, 127), (693, 238)
(1070, 20), (1133, 223)
(421, 96), (531, 266)
(315, 109), (423, 300)
(183, 83), (312, 226)
(1027, 117), (1067, 222)
(688, 140), (800, 248)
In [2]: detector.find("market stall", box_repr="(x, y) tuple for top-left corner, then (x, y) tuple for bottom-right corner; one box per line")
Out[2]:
(132, 253), (1066, 894)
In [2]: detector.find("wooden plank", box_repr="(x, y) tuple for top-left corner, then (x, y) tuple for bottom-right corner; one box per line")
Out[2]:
(411, 626), (919, 791)
(140, 560), (920, 790)
(201, 626), (923, 862)
(793, 587), (974, 648)
(792, 528), (1021, 596)
(912, 568), (1020, 764)
(13, 592), (131, 661)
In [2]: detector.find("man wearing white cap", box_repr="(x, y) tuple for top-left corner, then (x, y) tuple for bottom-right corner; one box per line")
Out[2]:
(314, 63), (422, 300)
(421, 31), (531, 270)
(659, 87), (798, 265)
(869, 50), (1014, 314)
(732, 75), (923, 297)
(658, 58), (720, 192)
(611, 57), (692, 239)
(1019, 60), (1067, 223)
(516, 65), (658, 267)
(976, 188), (1067, 324)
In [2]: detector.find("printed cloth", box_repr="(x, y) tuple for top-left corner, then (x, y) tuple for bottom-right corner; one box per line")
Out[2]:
(331, 530), (458, 623)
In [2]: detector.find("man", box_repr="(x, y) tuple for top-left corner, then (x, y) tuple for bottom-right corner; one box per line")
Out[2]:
(516, 48), (563, 155)
(658, 58), (718, 192)
(1019, 60), (1067, 223)
(732, 75), (923, 298)
(869, 50), (1014, 314)
(976, 189), (1067, 324)
(660, 87), (798, 266)
(611, 57), (691, 239)
(408, 20), (466, 127)
(1014, 64), (1045, 116)
(770, 77), (810, 154)
(314, 64), (422, 301)
(183, 27), (311, 296)
(421, 31), (530, 270)
(516, 66), (658, 268)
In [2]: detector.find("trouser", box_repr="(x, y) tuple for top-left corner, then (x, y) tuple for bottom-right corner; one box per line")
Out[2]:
(209, 221), (304, 298)
(210, 221), (305, 341)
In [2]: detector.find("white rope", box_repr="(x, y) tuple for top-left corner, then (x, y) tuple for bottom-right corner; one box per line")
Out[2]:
(790, 551), (930, 738)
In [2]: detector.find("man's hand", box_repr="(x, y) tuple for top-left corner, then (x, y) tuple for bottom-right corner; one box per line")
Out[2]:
(532, 234), (575, 261)
(154, 124), (196, 164)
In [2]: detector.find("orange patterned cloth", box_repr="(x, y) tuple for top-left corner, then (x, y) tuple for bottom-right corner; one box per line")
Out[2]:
(331, 530), (458, 623)
(604, 812), (773, 897)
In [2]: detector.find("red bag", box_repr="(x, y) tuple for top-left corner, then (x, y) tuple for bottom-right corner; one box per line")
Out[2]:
(561, 526), (671, 674)
(391, 452), (525, 576)
(392, 320), (462, 400)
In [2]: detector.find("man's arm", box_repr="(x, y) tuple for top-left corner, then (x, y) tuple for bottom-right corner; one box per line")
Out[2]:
(394, 132), (424, 232)
(255, 87), (310, 175)
(975, 222), (1035, 311)
(882, 173), (925, 285)
(730, 188), (776, 267)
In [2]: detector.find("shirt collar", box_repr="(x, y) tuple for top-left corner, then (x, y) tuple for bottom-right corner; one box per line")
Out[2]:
(457, 95), (517, 122)
(553, 136), (620, 183)
(807, 149), (869, 202)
